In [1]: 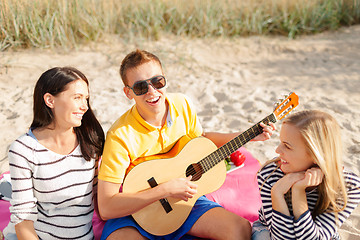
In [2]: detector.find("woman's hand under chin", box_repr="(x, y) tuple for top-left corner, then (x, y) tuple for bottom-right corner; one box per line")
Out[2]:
(272, 172), (305, 196)
(292, 167), (324, 191)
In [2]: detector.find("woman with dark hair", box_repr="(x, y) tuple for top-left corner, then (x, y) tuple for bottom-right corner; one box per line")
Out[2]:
(3, 67), (105, 240)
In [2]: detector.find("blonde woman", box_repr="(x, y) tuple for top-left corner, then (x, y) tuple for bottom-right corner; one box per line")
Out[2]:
(253, 110), (360, 240)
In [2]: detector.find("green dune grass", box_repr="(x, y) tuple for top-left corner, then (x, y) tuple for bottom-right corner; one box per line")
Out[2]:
(1, 0), (359, 50)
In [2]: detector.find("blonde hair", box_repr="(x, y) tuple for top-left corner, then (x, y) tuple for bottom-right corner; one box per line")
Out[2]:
(264, 110), (347, 217)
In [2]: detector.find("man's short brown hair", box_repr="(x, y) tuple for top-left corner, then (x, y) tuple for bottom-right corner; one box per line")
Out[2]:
(120, 49), (162, 85)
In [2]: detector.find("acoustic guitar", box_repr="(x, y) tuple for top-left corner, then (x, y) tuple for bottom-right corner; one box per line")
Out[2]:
(122, 92), (299, 235)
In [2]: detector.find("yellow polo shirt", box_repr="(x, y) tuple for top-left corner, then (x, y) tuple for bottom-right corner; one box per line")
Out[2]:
(98, 93), (203, 184)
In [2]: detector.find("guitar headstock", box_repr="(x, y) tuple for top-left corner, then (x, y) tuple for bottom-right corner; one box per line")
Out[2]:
(273, 92), (299, 120)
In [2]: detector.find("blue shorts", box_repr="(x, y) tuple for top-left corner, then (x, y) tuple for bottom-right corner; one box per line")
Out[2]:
(101, 196), (222, 240)
(251, 220), (270, 240)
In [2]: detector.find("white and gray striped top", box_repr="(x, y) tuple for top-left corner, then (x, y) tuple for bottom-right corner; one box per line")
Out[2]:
(257, 162), (360, 240)
(4, 131), (96, 239)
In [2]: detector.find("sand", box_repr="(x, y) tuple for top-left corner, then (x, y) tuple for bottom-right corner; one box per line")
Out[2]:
(1, 25), (359, 239)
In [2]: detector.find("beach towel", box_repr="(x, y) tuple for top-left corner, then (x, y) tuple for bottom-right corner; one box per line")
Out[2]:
(0, 147), (261, 238)
(206, 147), (262, 224)
(0, 171), (11, 235)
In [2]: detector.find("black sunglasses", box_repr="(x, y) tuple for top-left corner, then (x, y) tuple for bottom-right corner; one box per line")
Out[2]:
(127, 75), (166, 96)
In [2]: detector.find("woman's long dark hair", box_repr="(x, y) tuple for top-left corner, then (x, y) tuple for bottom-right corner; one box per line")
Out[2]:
(31, 67), (104, 161)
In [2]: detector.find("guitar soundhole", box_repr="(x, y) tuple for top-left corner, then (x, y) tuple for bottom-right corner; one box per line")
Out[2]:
(186, 163), (203, 181)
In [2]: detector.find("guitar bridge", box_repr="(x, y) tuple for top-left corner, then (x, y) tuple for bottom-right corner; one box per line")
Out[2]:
(148, 177), (173, 213)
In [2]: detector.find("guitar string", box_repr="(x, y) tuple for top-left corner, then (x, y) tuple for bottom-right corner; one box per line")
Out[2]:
(185, 123), (265, 178)
(184, 100), (297, 179)
(185, 114), (276, 179)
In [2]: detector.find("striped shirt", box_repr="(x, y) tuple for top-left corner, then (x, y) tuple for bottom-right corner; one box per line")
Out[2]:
(257, 162), (360, 240)
(3, 132), (96, 240)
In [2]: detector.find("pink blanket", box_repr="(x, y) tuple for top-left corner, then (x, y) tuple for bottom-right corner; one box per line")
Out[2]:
(206, 147), (262, 223)
(0, 147), (261, 238)
(0, 200), (10, 231)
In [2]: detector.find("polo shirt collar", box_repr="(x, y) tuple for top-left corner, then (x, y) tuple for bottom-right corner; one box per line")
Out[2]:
(166, 95), (179, 127)
(132, 94), (179, 131)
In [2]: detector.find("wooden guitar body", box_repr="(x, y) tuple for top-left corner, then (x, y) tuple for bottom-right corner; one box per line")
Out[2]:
(122, 136), (226, 235)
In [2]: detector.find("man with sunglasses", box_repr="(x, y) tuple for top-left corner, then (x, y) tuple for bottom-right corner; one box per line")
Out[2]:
(97, 49), (275, 240)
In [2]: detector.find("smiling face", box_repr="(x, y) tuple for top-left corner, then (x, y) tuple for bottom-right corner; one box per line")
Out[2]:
(47, 79), (89, 129)
(123, 60), (167, 125)
(276, 123), (315, 174)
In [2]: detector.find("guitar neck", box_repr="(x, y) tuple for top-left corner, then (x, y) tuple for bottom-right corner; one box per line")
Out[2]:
(199, 113), (277, 172)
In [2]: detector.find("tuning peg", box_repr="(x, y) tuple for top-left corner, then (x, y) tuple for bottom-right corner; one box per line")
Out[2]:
(273, 102), (281, 111)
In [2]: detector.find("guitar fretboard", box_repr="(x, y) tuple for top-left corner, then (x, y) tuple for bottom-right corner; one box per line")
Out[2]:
(199, 113), (277, 172)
